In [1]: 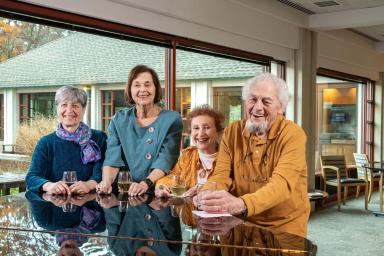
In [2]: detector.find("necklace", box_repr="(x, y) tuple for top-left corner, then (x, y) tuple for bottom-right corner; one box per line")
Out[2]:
(198, 160), (212, 179)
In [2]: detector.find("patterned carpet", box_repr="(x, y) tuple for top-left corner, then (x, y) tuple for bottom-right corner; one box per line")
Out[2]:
(308, 191), (383, 256)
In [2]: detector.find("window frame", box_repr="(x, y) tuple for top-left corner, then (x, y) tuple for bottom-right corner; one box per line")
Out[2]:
(0, 0), (280, 111)
(317, 68), (375, 161)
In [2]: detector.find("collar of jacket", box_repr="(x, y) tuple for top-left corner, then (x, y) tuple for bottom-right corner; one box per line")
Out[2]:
(191, 146), (217, 176)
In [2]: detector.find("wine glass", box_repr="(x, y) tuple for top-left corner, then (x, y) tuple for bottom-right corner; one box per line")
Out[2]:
(118, 171), (133, 193)
(62, 171), (77, 187)
(171, 174), (186, 197)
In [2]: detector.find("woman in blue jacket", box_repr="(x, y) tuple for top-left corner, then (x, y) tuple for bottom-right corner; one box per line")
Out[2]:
(97, 65), (182, 196)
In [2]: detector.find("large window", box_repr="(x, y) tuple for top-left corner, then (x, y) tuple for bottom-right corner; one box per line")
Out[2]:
(0, 5), (282, 145)
(316, 76), (359, 166)
(19, 93), (55, 123)
(316, 70), (375, 168)
(175, 49), (267, 146)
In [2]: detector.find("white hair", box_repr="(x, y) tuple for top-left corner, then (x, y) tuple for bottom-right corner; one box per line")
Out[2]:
(242, 73), (289, 111)
(55, 85), (88, 107)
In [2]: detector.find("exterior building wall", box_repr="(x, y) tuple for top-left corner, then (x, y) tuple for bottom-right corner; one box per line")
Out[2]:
(4, 89), (17, 145)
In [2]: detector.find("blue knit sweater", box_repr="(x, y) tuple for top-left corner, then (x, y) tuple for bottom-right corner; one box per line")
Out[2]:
(26, 129), (107, 192)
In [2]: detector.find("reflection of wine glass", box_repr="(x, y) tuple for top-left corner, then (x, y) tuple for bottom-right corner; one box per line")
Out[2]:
(118, 171), (132, 193)
(118, 193), (129, 212)
(62, 202), (77, 213)
(59, 194), (78, 213)
(196, 230), (220, 245)
(62, 171), (77, 187)
(171, 175), (186, 196)
(171, 204), (184, 217)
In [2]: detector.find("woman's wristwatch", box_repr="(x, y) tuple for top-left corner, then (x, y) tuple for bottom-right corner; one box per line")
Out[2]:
(144, 178), (154, 189)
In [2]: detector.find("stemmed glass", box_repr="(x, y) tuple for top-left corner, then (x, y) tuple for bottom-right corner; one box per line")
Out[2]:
(62, 171), (77, 187)
(118, 171), (133, 193)
(171, 174), (186, 197)
(61, 171), (77, 212)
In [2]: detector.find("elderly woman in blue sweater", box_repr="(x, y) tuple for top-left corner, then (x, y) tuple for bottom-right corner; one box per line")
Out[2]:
(26, 85), (107, 195)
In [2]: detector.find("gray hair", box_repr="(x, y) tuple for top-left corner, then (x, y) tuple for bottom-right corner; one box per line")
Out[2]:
(242, 73), (289, 111)
(55, 85), (87, 107)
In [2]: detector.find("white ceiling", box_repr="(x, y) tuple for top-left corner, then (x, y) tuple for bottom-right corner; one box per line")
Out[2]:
(277, 0), (384, 51)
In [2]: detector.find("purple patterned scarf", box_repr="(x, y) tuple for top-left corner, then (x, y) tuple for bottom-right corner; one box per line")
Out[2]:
(56, 207), (101, 246)
(56, 122), (101, 164)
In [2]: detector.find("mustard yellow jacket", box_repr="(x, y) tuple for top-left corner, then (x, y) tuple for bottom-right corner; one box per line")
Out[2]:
(220, 223), (312, 256)
(209, 115), (310, 237)
(156, 146), (216, 228)
(156, 146), (215, 189)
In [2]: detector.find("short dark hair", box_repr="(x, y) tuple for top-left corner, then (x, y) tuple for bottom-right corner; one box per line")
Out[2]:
(187, 105), (225, 133)
(124, 65), (162, 105)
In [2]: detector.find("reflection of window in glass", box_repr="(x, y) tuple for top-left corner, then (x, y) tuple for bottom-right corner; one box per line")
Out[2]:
(316, 76), (358, 166)
(176, 49), (265, 147)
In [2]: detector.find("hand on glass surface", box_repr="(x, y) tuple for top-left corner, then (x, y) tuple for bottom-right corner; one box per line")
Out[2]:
(97, 193), (118, 208)
(198, 216), (243, 236)
(199, 190), (245, 215)
(128, 181), (148, 196)
(42, 193), (70, 207)
(96, 180), (112, 194)
(44, 181), (71, 195)
(128, 194), (149, 206)
(149, 197), (170, 210)
(69, 181), (91, 194)
(155, 184), (171, 198)
(70, 193), (97, 206)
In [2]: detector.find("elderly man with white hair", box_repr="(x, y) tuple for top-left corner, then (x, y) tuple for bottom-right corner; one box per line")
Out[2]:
(198, 72), (310, 238)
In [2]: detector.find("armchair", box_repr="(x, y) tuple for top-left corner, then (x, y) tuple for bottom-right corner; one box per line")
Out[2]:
(320, 155), (368, 211)
(353, 153), (381, 203)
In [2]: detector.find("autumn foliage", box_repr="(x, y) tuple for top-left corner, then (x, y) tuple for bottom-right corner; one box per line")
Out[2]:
(0, 18), (69, 63)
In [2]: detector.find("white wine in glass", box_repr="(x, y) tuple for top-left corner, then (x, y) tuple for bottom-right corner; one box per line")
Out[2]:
(118, 171), (133, 193)
(171, 175), (186, 196)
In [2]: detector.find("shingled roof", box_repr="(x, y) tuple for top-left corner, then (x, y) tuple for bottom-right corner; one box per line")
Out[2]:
(0, 32), (263, 88)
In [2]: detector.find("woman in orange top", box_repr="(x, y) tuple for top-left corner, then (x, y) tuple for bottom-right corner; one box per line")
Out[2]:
(155, 105), (225, 198)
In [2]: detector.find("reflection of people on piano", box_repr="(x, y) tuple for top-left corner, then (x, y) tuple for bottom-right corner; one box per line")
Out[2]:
(26, 191), (106, 254)
(220, 223), (316, 256)
(186, 215), (243, 256)
(104, 198), (182, 256)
